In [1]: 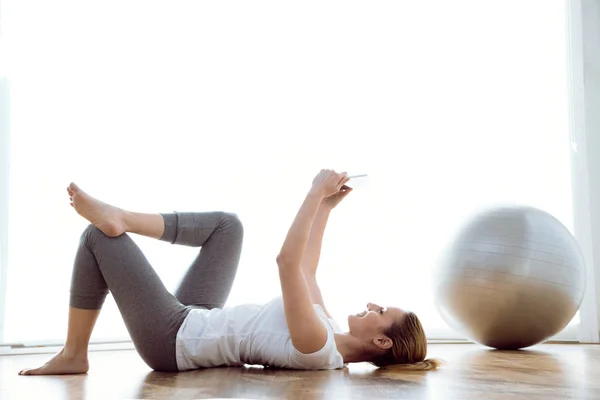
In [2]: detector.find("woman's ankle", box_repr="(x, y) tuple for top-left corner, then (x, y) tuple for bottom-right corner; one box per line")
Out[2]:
(123, 211), (165, 239)
(61, 346), (89, 360)
(121, 209), (134, 233)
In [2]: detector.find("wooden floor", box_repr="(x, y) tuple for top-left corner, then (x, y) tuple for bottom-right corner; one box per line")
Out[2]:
(1, 343), (600, 399)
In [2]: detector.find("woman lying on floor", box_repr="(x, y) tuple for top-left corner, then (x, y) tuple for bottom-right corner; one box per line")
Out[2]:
(19, 169), (439, 375)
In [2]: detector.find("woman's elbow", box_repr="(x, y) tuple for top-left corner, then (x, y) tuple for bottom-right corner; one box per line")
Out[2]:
(276, 253), (291, 267)
(276, 253), (300, 270)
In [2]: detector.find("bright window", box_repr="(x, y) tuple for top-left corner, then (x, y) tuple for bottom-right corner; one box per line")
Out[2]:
(2, 0), (572, 343)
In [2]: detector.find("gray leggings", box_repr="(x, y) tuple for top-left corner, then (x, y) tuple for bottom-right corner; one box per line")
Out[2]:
(69, 211), (244, 372)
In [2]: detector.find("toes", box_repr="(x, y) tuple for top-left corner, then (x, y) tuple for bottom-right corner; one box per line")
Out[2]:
(20, 367), (43, 375)
(69, 182), (80, 193)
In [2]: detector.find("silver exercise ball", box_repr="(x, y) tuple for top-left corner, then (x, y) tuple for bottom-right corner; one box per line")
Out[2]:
(434, 205), (586, 350)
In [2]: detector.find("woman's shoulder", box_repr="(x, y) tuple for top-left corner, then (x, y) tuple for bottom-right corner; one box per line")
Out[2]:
(312, 304), (344, 333)
(289, 324), (345, 369)
(285, 305), (344, 369)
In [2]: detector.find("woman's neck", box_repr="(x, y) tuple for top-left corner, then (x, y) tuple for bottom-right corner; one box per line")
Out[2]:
(334, 333), (373, 363)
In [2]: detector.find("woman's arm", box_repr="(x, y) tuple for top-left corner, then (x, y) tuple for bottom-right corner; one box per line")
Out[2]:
(302, 206), (333, 318)
(302, 187), (352, 318)
(277, 191), (327, 354)
(301, 205), (330, 277)
(277, 170), (348, 354)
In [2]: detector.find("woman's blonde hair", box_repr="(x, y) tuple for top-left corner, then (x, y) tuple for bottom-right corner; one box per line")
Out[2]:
(370, 312), (442, 371)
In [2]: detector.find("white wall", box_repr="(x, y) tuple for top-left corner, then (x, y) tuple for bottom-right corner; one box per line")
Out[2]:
(0, 78), (9, 343)
(568, 0), (600, 343)
(0, 0), (590, 346)
(0, 0), (8, 344)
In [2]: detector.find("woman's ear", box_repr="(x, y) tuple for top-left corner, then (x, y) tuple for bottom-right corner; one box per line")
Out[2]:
(372, 335), (393, 350)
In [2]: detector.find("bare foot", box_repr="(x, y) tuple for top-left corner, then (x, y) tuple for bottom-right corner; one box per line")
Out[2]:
(18, 349), (89, 376)
(67, 182), (128, 237)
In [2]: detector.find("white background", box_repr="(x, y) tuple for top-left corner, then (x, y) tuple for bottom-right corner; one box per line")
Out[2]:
(1, 0), (574, 343)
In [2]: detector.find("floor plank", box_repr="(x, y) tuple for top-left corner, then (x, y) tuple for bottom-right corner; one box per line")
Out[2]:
(1, 343), (599, 399)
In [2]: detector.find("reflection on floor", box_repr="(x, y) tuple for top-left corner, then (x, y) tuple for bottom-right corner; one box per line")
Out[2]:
(1, 343), (599, 399)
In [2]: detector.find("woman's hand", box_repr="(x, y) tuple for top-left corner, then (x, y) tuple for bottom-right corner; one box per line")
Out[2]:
(322, 186), (353, 210)
(310, 169), (349, 198)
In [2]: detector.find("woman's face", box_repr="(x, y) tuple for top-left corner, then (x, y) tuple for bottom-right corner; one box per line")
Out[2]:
(347, 302), (405, 342)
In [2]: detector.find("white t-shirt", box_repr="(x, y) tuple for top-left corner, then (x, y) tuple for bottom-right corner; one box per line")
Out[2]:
(175, 296), (346, 371)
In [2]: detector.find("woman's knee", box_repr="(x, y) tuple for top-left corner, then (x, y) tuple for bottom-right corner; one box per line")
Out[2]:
(220, 212), (244, 236)
(80, 224), (103, 243)
(80, 224), (130, 248)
